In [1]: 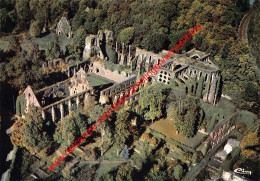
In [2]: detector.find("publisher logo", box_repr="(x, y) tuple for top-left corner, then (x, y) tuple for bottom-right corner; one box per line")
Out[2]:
(234, 168), (252, 175)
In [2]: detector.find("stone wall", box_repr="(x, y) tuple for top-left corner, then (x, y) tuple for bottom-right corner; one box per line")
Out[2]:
(23, 86), (41, 113)
(42, 90), (88, 122)
(209, 118), (235, 149)
(56, 17), (72, 38)
(65, 60), (89, 78)
(88, 61), (129, 82)
(100, 75), (137, 97)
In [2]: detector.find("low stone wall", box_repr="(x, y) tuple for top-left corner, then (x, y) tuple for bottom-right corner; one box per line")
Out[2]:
(89, 61), (129, 83)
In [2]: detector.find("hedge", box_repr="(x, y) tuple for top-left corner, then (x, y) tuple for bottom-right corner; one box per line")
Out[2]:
(150, 129), (195, 153)
(16, 93), (25, 116)
(207, 113), (218, 132)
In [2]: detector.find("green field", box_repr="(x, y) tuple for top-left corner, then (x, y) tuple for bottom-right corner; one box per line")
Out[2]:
(0, 39), (10, 51)
(87, 73), (115, 87)
(200, 98), (236, 118)
(22, 33), (71, 53)
(149, 118), (207, 149)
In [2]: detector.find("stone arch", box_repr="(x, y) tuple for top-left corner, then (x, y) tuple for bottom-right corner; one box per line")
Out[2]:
(174, 64), (182, 71)
(205, 73), (208, 81)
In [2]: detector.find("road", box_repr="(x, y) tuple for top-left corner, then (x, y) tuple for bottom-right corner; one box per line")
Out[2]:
(182, 138), (226, 181)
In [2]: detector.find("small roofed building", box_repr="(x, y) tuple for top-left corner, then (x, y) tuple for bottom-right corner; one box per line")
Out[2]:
(56, 17), (72, 38)
(215, 139), (240, 161)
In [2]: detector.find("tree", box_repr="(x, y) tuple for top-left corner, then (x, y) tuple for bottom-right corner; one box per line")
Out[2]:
(45, 36), (61, 60)
(118, 27), (134, 45)
(0, 8), (12, 32)
(15, 0), (30, 23)
(141, 32), (167, 53)
(174, 164), (184, 180)
(116, 163), (135, 181)
(114, 110), (131, 151)
(105, 43), (117, 64)
(148, 171), (168, 181)
(10, 118), (25, 147)
(11, 106), (52, 156)
(207, 113), (218, 132)
(29, 20), (41, 37)
(67, 27), (87, 56)
(240, 132), (260, 160)
(54, 111), (88, 147)
(89, 105), (113, 156)
(171, 96), (200, 137)
(120, 145), (129, 160)
(139, 83), (170, 121)
(84, 93), (98, 115)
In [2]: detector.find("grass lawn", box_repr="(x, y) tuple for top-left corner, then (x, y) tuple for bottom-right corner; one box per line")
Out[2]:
(95, 144), (124, 179)
(0, 39), (9, 51)
(200, 98), (236, 119)
(95, 162), (121, 179)
(22, 33), (71, 53)
(237, 110), (258, 126)
(87, 73), (115, 87)
(149, 118), (207, 149)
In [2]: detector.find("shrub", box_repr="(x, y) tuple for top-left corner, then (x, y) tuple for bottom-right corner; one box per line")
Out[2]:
(196, 75), (204, 98)
(150, 137), (157, 146)
(236, 123), (247, 133)
(120, 145), (129, 160)
(141, 133), (150, 141)
(222, 158), (232, 171)
(105, 43), (117, 64)
(174, 165), (184, 180)
(191, 152), (198, 164)
(207, 113), (218, 132)
(181, 152), (192, 162)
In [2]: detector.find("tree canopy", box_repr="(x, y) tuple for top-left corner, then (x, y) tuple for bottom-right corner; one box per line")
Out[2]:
(139, 83), (170, 121)
(11, 106), (52, 156)
(169, 96), (201, 137)
(54, 111), (88, 147)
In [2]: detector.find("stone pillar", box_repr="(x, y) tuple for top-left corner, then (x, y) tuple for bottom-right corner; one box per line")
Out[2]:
(208, 73), (217, 105)
(68, 99), (72, 112)
(51, 106), (55, 122)
(120, 93), (124, 100)
(42, 109), (46, 120)
(76, 96), (80, 107)
(122, 43), (124, 55)
(116, 41), (118, 52)
(67, 69), (70, 78)
(128, 45), (131, 65)
(114, 94), (119, 102)
(60, 103), (64, 118)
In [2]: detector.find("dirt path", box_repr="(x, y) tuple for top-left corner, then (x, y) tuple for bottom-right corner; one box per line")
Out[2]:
(80, 160), (133, 165)
(238, 8), (260, 80)
(238, 8), (257, 41)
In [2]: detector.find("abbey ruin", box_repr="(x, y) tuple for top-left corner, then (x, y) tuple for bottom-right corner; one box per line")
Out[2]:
(20, 29), (221, 123)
